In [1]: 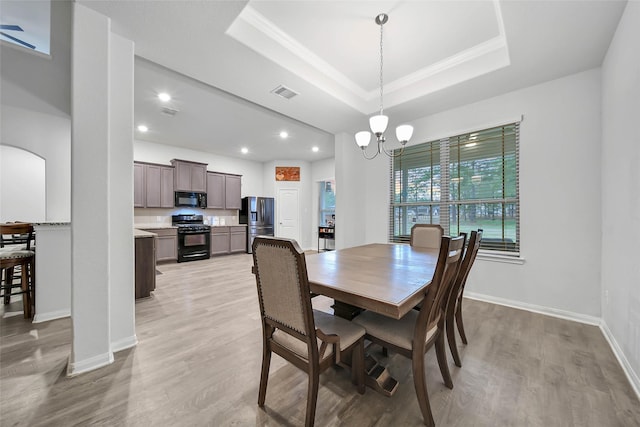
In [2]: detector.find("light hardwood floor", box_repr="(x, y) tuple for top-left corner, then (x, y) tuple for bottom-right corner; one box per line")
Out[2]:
(1, 253), (639, 426)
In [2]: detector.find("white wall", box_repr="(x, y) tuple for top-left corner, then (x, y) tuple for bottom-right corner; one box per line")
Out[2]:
(338, 69), (603, 318)
(134, 140), (264, 197)
(601, 1), (640, 390)
(0, 107), (70, 221)
(0, 0), (71, 221)
(0, 145), (46, 221)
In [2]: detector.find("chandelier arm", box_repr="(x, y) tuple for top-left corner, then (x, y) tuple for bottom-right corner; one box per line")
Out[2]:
(360, 146), (380, 160)
(381, 143), (406, 158)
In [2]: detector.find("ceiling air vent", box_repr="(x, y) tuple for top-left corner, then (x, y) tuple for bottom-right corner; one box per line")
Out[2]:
(271, 85), (298, 100)
(161, 107), (179, 116)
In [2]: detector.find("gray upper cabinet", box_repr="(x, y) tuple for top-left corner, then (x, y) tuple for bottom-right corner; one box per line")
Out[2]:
(134, 163), (145, 208)
(172, 159), (207, 192)
(225, 175), (242, 209)
(134, 162), (174, 208)
(207, 172), (225, 209)
(207, 171), (242, 210)
(146, 164), (174, 208)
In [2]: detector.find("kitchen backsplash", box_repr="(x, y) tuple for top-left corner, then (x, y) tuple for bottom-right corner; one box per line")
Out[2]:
(134, 208), (239, 226)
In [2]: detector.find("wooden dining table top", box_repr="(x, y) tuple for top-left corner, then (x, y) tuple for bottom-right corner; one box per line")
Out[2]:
(305, 243), (439, 319)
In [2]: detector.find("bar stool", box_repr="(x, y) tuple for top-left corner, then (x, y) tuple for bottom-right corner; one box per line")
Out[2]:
(1, 223), (35, 319)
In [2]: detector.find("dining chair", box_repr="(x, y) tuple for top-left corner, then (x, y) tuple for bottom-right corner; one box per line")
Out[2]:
(1, 223), (35, 319)
(410, 224), (444, 249)
(446, 230), (482, 366)
(251, 236), (366, 427)
(353, 235), (465, 427)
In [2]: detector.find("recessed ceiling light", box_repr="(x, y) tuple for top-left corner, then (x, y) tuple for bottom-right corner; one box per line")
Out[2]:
(241, 147), (249, 154)
(158, 92), (171, 102)
(279, 131), (288, 139)
(312, 146), (319, 152)
(137, 125), (148, 132)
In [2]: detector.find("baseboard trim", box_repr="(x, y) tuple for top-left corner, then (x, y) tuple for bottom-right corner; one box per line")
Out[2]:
(32, 309), (71, 324)
(67, 351), (114, 377)
(465, 291), (640, 401)
(599, 321), (640, 401)
(111, 335), (138, 353)
(464, 292), (601, 325)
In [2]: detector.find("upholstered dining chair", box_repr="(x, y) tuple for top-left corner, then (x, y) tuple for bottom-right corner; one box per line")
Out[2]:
(410, 224), (444, 249)
(251, 236), (366, 427)
(353, 235), (465, 426)
(446, 230), (483, 367)
(0, 223), (35, 319)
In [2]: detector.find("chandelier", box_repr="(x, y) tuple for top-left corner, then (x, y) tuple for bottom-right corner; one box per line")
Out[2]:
(355, 13), (413, 159)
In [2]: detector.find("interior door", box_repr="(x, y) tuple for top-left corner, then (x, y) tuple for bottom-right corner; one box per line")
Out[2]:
(277, 188), (300, 243)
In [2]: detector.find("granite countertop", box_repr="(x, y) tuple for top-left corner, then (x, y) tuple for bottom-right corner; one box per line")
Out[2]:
(134, 224), (177, 229)
(33, 222), (71, 226)
(134, 229), (157, 238)
(210, 224), (247, 227)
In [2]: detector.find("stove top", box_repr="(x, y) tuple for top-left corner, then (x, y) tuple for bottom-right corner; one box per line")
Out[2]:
(172, 214), (210, 232)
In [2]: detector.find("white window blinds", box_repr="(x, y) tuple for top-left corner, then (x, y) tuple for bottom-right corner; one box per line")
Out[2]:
(390, 122), (520, 255)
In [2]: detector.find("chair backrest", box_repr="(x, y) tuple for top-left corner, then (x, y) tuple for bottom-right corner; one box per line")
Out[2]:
(252, 236), (317, 356)
(410, 224), (444, 249)
(0, 223), (34, 250)
(413, 234), (465, 349)
(449, 230), (483, 301)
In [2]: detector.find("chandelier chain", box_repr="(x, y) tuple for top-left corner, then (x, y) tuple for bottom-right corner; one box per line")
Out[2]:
(379, 20), (384, 115)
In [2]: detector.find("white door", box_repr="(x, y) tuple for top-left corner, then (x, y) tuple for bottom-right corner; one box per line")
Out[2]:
(277, 188), (300, 243)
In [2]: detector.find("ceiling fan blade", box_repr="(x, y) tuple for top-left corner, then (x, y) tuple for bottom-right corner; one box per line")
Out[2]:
(0, 24), (23, 31)
(0, 31), (35, 49)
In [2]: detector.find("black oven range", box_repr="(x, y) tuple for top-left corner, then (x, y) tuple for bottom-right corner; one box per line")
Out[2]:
(172, 214), (211, 263)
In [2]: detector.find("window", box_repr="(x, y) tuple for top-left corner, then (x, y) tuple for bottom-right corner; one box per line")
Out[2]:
(390, 122), (520, 255)
(319, 180), (336, 226)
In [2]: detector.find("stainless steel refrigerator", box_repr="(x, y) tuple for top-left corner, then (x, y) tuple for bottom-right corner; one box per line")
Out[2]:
(240, 196), (275, 253)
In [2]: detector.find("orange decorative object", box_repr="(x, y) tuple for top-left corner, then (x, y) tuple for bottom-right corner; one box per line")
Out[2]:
(275, 166), (300, 181)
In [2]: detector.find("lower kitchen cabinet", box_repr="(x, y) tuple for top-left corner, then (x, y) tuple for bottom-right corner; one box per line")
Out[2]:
(211, 226), (247, 255)
(211, 227), (230, 256)
(135, 235), (156, 299)
(230, 226), (247, 253)
(140, 228), (177, 262)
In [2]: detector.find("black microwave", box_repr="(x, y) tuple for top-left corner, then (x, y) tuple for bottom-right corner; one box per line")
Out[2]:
(175, 191), (207, 208)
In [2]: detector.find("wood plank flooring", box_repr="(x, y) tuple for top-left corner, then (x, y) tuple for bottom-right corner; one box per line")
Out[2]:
(1, 253), (639, 426)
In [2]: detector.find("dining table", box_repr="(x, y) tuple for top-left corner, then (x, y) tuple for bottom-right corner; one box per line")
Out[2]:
(305, 243), (440, 319)
(305, 243), (440, 396)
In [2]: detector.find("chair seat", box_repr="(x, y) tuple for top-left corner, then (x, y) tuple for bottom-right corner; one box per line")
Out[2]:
(272, 310), (365, 361)
(313, 309), (366, 351)
(0, 249), (35, 261)
(353, 310), (437, 351)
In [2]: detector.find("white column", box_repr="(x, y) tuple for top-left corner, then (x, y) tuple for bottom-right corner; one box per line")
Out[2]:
(334, 132), (367, 249)
(69, 3), (135, 375)
(109, 33), (136, 352)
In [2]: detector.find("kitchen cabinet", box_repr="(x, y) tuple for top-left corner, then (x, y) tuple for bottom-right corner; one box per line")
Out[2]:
(225, 175), (242, 209)
(140, 228), (177, 262)
(210, 226), (247, 255)
(230, 226), (247, 253)
(145, 164), (174, 208)
(207, 173), (225, 209)
(206, 172), (242, 209)
(172, 159), (207, 192)
(134, 163), (145, 208)
(210, 227), (230, 256)
(134, 162), (174, 208)
(135, 234), (156, 298)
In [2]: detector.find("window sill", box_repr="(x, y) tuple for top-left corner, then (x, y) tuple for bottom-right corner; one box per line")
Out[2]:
(476, 252), (525, 265)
